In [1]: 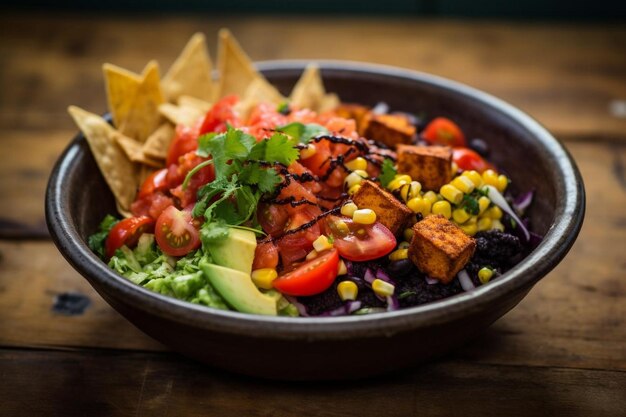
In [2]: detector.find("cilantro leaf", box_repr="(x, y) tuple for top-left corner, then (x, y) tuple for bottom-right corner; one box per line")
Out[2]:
(461, 194), (480, 215)
(378, 158), (397, 187)
(224, 127), (255, 159)
(200, 219), (230, 246)
(256, 169), (282, 194)
(249, 132), (299, 166)
(277, 122), (329, 144)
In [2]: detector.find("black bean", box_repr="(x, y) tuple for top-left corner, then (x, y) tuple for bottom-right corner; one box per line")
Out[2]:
(469, 138), (490, 157)
(387, 259), (414, 276)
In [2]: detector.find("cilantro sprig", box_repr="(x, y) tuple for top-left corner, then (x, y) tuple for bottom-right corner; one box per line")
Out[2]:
(378, 158), (397, 187)
(185, 126), (300, 249)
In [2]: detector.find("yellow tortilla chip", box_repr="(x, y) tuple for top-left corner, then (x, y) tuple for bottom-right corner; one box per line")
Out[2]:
(114, 133), (163, 168)
(116, 202), (133, 219)
(162, 33), (215, 103)
(234, 78), (285, 122)
(119, 60), (165, 142)
(178, 95), (212, 114)
(290, 64), (325, 111)
(216, 29), (283, 100)
(319, 92), (340, 113)
(142, 123), (175, 160)
(159, 103), (204, 127)
(67, 106), (138, 211)
(103, 63), (142, 128)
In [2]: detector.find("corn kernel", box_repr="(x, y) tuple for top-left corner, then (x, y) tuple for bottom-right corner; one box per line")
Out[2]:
(389, 248), (409, 261)
(394, 174), (412, 183)
(496, 175), (509, 193)
(431, 200), (452, 219)
(353, 169), (369, 178)
(440, 184), (463, 205)
(462, 170), (483, 187)
(407, 197), (431, 216)
(467, 215), (478, 224)
(344, 171), (367, 189)
(337, 281), (358, 301)
(478, 196), (491, 215)
(491, 219), (505, 231)
(299, 144), (316, 160)
(486, 206), (503, 220)
(306, 250), (318, 260)
(478, 267), (494, 284)
(398, 241), (410, 249)
(398, 183), (410, 202)
(482, 169), (499, 187)
(353, 208), (377, 224)
(423, 191), (439, 205)
(403, 228), (414, 242)
(477, 216), (492, 231)
(337, 260), (348, 276)
(313, 235), (333, 252)
(452, 208), (471, 224)
(372, 279), (395, 297)
(451, 175), (476, 194)
(459, 222), (478, 236)
(408, 181), (422, 199)
(345, 157), (367, 171)
(251, 268), (278, 290)
(341, 202), (358, 217)
(334, 219), (350, 235)
(347, 184), (361, 195)
(387, 178), (409, 192)
(451, 161), (459, 175)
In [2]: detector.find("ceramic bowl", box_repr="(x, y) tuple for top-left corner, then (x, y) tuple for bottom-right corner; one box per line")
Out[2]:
(46, 61), (585, 380)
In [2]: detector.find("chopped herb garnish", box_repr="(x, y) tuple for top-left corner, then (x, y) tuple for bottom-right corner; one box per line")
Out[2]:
(276, 122), (329, 144)
(461, 194), (480, 215)
(378, 158), (397, 187)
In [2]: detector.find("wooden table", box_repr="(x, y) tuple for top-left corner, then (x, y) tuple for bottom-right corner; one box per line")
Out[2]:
(1, 13), (625, 416)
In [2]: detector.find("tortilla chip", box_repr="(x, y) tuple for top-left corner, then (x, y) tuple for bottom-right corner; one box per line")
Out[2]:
(319, 92), (340, 113)
(116, 202), (133, 219)
(234, 78), (284, 122)
(216, 29), (283, 101)
(290, 64), (326, 111)
(178, 95), (212, 114)
(119, 60), (165, 142)
(114, 133), (163, 168)
(67, 106), (138, 211)
(103, 63), (142, 128)
(142, 123), (175, 160)
(162, 33), (215, 103)
(159, 102), (204, 127)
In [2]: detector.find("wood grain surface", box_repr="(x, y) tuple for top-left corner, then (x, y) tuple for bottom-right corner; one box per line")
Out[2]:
(0, 12), (624, 417)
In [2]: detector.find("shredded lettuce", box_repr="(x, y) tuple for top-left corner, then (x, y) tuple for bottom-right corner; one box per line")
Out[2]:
(108, 236), (229, 310)
(88, 214), (119, 259)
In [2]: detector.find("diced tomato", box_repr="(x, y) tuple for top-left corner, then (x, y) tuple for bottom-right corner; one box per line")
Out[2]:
(199, 95), (241, 135)
(252, 240), (279, 270)
(452, 147), (494, 173)
(279, 179), (318, 208)
(287, 161), (322, 195)
(273, 248), (339, 296)
(155, 206), (200, 257)
(422, 117), (466, 147)
(300, 139), (332, 177)
(324, 116), (358, 140)
(324, 216), (396, 262)
(138, 168), (169, 198)
(105, 216), (155, 258)
(131, 192), (175, 220)
(257, 203), (290, 237)
(247, 102), (288, 140)
(166, 124), (200, 168)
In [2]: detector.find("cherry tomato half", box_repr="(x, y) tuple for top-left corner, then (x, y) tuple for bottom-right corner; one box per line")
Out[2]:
(155, 206), (200, 257)
(452, 147), (494, 173)
(199, 95), (241, 135)
(273, 248), (339, 296)
(324, 216), (396, 262)
(421, 117), (466, 147)
(105, 216), (155, 258)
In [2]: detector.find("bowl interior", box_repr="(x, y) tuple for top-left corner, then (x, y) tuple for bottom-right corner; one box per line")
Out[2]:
(48, 61), (584, 337)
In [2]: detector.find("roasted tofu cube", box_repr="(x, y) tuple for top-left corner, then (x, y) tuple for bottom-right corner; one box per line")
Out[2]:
(408, 215), (476, 283)
(335, 104), (371, 134)
(363, 114), (416, 148)
(351, 180), (412, 235)
(397, 144), (452, 191)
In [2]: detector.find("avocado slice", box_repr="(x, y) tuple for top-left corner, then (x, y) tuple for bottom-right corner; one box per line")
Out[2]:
(206, 228), (257, 275)
(200, 261), (277, 316)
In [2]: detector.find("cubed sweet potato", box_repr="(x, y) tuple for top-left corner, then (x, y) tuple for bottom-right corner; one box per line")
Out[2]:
(363, 114), (416, 148)
(351, 180), (412, 236)
(396, 144), (452, 191)
(408, 215), (476, 283)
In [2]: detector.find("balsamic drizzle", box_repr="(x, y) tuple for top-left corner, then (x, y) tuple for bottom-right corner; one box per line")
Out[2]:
(268, 207), (342, 243)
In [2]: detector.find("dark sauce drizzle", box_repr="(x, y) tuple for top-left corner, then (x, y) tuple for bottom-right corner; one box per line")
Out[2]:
(268, 207), (342, 243)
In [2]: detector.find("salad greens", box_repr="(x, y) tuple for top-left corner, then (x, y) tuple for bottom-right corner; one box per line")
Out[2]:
(88, 214), (119, 259)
